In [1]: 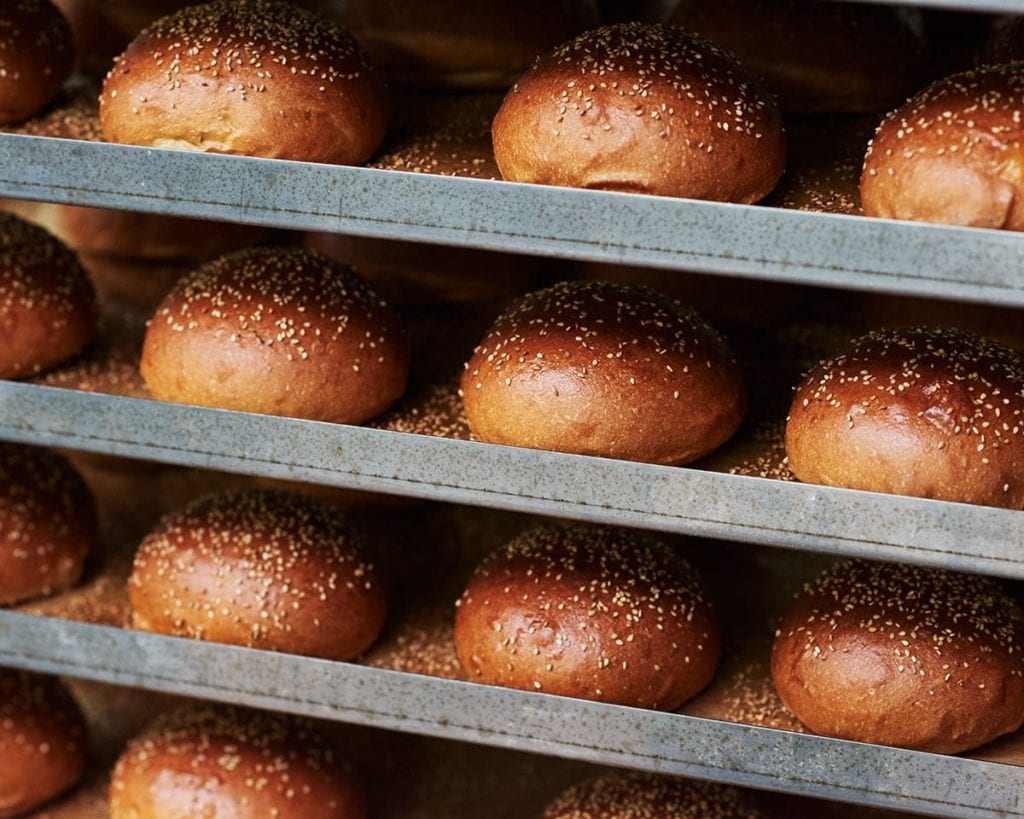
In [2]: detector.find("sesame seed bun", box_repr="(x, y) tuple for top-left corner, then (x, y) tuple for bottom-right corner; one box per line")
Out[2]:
(861, 63), (1024, 230)
(669, 0), (927, 115)
(542, 771), (765, 819)
(140, 246), (410, 424)
(0, 211), (97, 380)
(491, 22), (785, 201)
(785, 326), (1024, 508)
(345, 0), (600, 90)
(460, 279), (746, 465)
(0, 0), (74, 124)
(0, 443), (97, 606)
(110, 704), (367, 819)
(454, 523), (721, 710)
(0, 670), (88, 818)
(771, 560), (1024, 753)
(99, 0), (388, 165)
(129, 489), (388, 661)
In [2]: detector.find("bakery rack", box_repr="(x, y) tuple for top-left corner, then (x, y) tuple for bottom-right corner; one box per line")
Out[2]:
(4, 1), (1024, 815)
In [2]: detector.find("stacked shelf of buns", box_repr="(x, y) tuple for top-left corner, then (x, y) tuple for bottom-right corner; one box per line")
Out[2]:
(1, 0), (1024, 816)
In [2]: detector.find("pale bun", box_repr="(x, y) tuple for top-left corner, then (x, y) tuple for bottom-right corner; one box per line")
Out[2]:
(141, 246), (410, 424)
(785, 326), (1024, 508)
(110, 703), (367, 819)
(772, 559), (1024, 753)
(100, 0), (388, 165)
(669, 0), (927, 115)
(0, 0), (74, 123)
(0, 209), (97, 380)
(0, 669), (88, 818)
(455, 523), (720, 710)
(461, 279), (746, 465)
(346, 0), (600, 89)
(543, 771), (765, 819)
(129, 489), (388, 661)
(861, 62), (1024, 230)
(0, 443), (97, 605)
(492, 22), (785, 202)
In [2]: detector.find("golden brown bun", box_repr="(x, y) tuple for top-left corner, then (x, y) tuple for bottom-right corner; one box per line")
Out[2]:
(129, 489), (388, 661)
(0, 210), (97, 380)
(455, 523), (720, 710)
(491, 22), (785, 202)
(669, 0), (927, 115)
(861, 63), (1024, 230)
(100, 0), (388, 165)
(305, 232), (539, 305)
(141, 246), (410, 424)
(772, 560), (1024, 753)
(0, 670), (88, 817)
(785, 326), (1024, 508)
(0, 0), (74, 123)
(461, 279), (746, 465)
(543, 772), (765, 819)
(110, 704), (367, 819)
(0, 443), (97, 605)
(345, 0), (600, 89)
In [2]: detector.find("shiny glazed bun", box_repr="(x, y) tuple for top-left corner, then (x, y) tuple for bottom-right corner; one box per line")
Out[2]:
(772, 560), (1024, 753)
(345, 0), (599, 89)
(110, 704), (367, 819)
(0, 443), (97, 605)
(670, 0), (926, 115)
(461, 279), (746, 465)
(785, 326), (1024, 508)
(542, 772), (764, 819)
(455, 524), (721, 710)
(861, 63), (1024, 230)
(0, 211), (97, 379)
(491, 22), (785, 201)
(129, 489), (388, 661)
(100, 0), (388, 164)
(141, 246), (410, 424)
(0, 0), (74, 124)
(0, 670), (88, 818)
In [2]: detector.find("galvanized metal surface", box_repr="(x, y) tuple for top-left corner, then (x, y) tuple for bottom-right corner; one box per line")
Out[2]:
(1, 382), (1023, 580)
(4, 135), (1024, 306)
(0, 611), (1017, 818)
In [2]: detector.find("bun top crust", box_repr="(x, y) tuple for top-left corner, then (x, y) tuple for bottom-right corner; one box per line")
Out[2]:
(772, 560), (1024, 753)
(785, 326), (1024, 508)
(861, 62), (1024, 230)
(99, 0), (388, 164)
(0, 0), (74, 124)
(491, 22), (785, 201)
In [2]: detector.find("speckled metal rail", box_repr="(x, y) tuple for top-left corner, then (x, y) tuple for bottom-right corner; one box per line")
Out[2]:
(1, 383), (1022, 579)
(0, 611), (1017, 818)
(2, 135), (1024, 306)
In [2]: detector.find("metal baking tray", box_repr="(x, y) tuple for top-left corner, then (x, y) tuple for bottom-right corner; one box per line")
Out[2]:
(0, 381), (1022, 580)
(0, 611), (1019, 819)
(2, 134), (1024, 307)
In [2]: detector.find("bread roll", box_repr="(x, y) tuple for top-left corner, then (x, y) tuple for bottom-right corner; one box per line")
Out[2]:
(455, 523), (720, 710)
(772, 559), (1024, 753)
(141, 246), (410, 424)
(461, 279), (746, 465)
(785, 326), (1024, 508)
(0, 670), (88, 818)
(129, 489), (388, 661)
(491, 22), (785, 202)
(0, 211), (97, 379)
(861, 62), (1024, 230)
(0, 0), (74, 123)
(110, 704), (367, 819)
(0, 443), (97, 605)
(100, 0), (388, 164)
